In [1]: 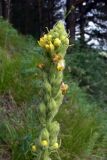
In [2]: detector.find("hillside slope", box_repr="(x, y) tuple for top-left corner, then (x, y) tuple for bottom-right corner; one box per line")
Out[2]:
(0, 19), (107, 160)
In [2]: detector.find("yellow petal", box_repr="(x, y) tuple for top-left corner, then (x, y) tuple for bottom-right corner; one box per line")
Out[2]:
(31, 145), (37, 152)
(41, 140), (48, 147)
(49, 43), (54, 51)
(53, 142), (59, 149)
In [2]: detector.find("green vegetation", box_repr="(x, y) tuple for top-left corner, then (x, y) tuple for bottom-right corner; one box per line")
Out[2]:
(0, 19), (107, 160)
(58, 83), (107, 159)
(0, 18), (43, 103)
(66, 47), (107, 108)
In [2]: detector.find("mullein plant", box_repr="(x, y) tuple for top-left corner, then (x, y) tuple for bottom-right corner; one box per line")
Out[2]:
(32, 21), (69, 160)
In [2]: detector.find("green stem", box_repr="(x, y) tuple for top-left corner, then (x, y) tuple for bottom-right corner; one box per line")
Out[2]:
(42, 149), (49, 160)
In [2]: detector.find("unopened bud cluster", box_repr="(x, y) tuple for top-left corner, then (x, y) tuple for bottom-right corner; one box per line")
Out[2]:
(33, 21), (69, 160)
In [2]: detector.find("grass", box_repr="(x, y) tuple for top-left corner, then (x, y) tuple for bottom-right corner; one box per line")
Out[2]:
(0, 105), (40, 160)
(0, 83), (107, 160)
(57, 83), (107, 159)
(0, 18), (44, 104)
(0, 18), (107, 159)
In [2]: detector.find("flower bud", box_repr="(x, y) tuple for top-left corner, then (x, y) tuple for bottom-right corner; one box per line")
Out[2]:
(40, 128), (49, 142)
(37, 63), (45, 69)
(38, 37), (45, 47)
(60, 82), (68, 95)
(31, 145), (37, 152)
(60, 35), (66, 41)
(48, 121), (60, 135)
(54, 38), (61, 47)
(39, 103), (46, 115)
(65, 38), (69, 45)
(44, 80), (51, 94)
(54, 32), (59, 37)
(45, 44), (50, 51)
(57, 60), (65, 71)
(49, 42), (54, 52)
(53, 142), (59, 149)
(47, 34), (52, 40)
(41, 140), (48, 147)
(43, 34), (48, 40)
(48, 98), (57, 112)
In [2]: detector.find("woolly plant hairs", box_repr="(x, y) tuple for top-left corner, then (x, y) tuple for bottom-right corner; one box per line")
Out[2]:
(35, 21), (69, 160)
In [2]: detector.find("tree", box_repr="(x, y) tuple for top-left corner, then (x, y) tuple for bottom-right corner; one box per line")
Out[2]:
(75, 0), (107, 49)
(1, 0), (11, 21)
(1, 0), (107, 49)
(0, 1), (2, 16)
(40, 0), (67, 34)
(66, 0), (76, 41)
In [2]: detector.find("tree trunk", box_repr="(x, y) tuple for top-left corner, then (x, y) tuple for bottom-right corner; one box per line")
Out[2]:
(53, 0), (67, 25)
(2, 0), (11, 21)
(79, 4), (85, 47)
(38, 0), (43, 35)
(0, 1), (2, 16)
(7, 0), (11, 22)
(66, 0), (76, 42)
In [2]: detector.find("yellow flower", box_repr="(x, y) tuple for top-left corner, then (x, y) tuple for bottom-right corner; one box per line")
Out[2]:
(31, 145), (37, 152)
(45, 42), (54, 52)
(54, 38), (61, 47)
(49, 42), (54, 51)
(43, 34), (48, 40)
(57, 60), (65, 71)
(53, 142), (59, 149)
(41, 140), (48, 147)
(45, 44), (50, 51)
(38, 37), (45, 47)
(60, 82), (68, 95)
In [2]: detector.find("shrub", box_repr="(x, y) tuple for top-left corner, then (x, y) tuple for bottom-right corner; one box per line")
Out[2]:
(65, 48), (107, 108)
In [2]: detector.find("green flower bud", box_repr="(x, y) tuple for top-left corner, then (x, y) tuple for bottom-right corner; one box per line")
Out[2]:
(47, 121), (60, 145)
(54, 38), (61, 47)
(54, 32), (59, 37)
(50, 142), (59, 150)
(39, 103), (46, 115)
(39, 128), (49, 142)
(49, 71), (63, 86)
(44, 80), (51, 94)
(47, 121), (60, 135)
(48, 98), (57, 111)
(44, 94), (51, 104)
(56, 21), (65, 31)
